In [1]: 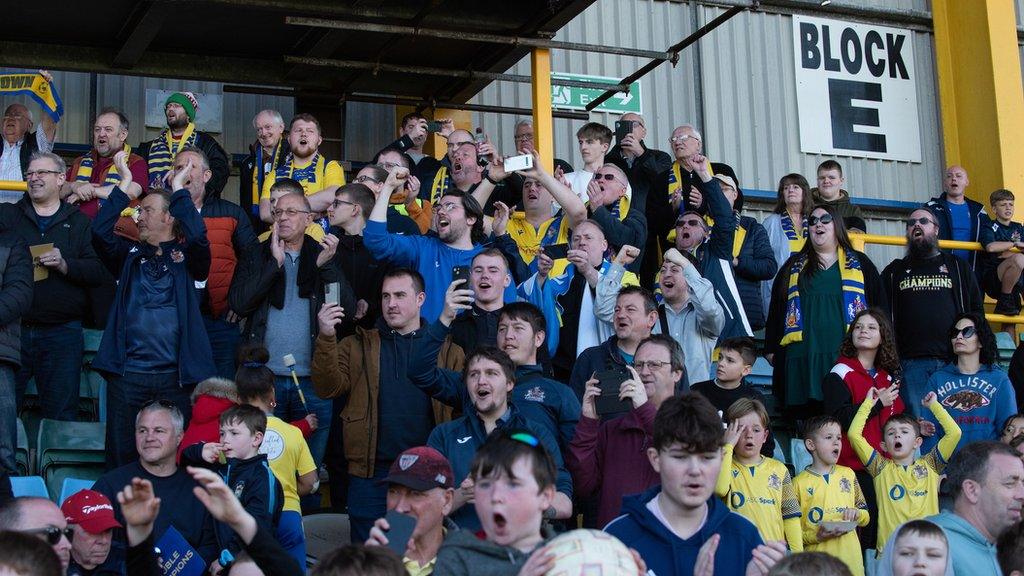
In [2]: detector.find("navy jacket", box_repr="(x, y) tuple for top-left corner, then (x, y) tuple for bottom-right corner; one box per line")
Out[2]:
(604, 485), (764, 576)
(181, 444), (283, 558)
(91, 187), (215, 384)
(0, 236), (32, 367)
(925, 193), (987, 270)
(408, 321), (580, 451)
(733, 215), (777, 331)
(426, 403), (571, 531)
(568, 336), (630, 402)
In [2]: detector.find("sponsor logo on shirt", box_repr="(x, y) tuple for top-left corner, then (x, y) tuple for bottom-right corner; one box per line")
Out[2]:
(456, 436), (472, 444)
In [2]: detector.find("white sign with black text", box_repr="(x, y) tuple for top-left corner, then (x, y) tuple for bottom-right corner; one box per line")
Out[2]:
(792, 15), (922, 162)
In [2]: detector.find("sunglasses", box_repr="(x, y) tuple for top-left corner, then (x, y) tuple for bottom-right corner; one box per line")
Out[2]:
(949, 325), (977, 340)
(905, 217), (934, 227)
(808, 214), (834, 226)
(592, 173), (620, 182)
(27, 526), (74, 545)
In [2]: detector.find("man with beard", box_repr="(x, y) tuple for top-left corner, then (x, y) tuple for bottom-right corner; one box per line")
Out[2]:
(882, 208), (984, 418)
(259, 113), (346, 223)
(364, 166), (518, 322)
(138, 92), (228, 196)
(65, 108), (147, 216)
(240, 109), (288, 229)
(926, 165), (987, 267)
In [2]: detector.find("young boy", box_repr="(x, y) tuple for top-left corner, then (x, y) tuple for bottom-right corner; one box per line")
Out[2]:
(980, 189), (1024, 314)
(715, 397), (803, 551)
(605, 393), (784, 576)
(690, 337), (774, 456)
(432, 428), (557, 576)
(793, 415), (869, 575)
(812, 160), (864, 232)
(849, 389), (962, 553)
(181, 404), (284, 570)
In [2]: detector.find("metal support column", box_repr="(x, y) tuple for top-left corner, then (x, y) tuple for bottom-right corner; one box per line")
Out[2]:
(531, 48), (554, 173)
(933, 0), (1024, 216)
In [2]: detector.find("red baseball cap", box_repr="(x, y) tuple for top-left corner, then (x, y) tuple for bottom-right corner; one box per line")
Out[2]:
(62, 490), (122, 534)
(380, 446), (454, 491)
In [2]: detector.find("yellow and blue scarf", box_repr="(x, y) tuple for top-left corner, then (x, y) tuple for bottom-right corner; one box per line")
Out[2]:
(277, 153), (326, 188)
(147, 123), (197, 188)
(252, 140), (285, 206)
(76, 144), (131, 187)
(0, 73), (62, 121)
(780, 213), (808, 256)
(704, 213), (747, 258)
(780, 246), (866, 347)
(430, 166), (451, 204)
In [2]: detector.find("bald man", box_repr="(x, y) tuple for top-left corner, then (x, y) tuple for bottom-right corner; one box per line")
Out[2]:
(0, 496), (73, 571)
(926, 165), (987, 268)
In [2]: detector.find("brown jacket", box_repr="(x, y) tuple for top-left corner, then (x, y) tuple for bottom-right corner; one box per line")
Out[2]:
(311, 326), (463, 478)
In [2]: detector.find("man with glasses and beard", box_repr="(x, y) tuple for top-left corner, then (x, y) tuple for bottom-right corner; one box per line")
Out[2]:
(138, 92), (228, 197)
(882, 208), (985, 418)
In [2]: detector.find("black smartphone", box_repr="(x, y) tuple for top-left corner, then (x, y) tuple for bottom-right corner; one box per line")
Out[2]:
(384, 510), (417, 555)
(594, 368), (632, 416)
(542, 243), (570, 260)
(614, 120), (631, 145)
(451, 265), (471, 288)
(426, 121), (443, 133)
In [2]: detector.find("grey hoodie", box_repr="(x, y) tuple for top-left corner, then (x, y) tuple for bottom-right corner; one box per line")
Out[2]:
(433, 526), (554, 576)
(876, 519), (955, 576)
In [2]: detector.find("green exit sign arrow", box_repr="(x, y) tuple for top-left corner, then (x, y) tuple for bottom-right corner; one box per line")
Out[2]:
(551, 72), (642, 115)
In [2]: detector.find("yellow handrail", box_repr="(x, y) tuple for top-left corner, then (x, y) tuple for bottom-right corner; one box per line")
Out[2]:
(849, 232), (1024, 330)
(0, 180), (27, 192)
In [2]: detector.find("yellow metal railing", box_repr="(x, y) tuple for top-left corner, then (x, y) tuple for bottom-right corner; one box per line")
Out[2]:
(850, 232), (1024, 329)
(0, 180), (27, 192)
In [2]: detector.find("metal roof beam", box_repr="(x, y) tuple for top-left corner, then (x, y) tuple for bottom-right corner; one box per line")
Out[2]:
(285, 16), (674, 61)
(113, 2), (175, 68)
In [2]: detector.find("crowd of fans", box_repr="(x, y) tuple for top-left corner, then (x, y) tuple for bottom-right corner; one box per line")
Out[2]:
(2, 76), (1024, 576)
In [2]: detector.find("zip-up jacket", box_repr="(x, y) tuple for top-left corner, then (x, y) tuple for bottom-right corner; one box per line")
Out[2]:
(925, 193), (987, 270)
(197, 196), (258, 319)
(0, 197), (106, 324)
(310, 322), (461, 478)
(733, 214), (777, 330)
(604, 485), (764, 576)
(0, 236), (32, 367)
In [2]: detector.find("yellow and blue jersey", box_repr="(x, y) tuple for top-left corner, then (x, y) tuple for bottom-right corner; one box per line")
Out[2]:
(794, 465), (868, 575)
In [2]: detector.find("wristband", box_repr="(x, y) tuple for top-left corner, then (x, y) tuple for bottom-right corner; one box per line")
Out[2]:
(484, 171), (499, 185)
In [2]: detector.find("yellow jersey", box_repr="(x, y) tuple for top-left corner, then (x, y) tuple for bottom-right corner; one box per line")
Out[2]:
(849, 398), (961, 552)
(793, 465), (868, 575)
(716, 445), (803, 550)
(260, 155), (346, 199)
(507, 211), (572, 276)
(259, 416), (317, 513)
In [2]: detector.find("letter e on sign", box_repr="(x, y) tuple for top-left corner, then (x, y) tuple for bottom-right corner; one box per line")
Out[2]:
(791, 15), (921, 162)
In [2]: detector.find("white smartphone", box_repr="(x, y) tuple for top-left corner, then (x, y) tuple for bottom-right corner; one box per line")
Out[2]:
(503, 154), (534, 173)
(325, 282), (341, 307)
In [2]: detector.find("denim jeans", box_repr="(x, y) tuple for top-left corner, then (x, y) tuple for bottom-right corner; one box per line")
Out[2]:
(273, 375), (332, 467)
(0, 365), (16, 474)
(104, 371), (193, 470)
(15, 321), (84, 421)
(347, 466), (389, 543)
(900, 357), (947, 419)
(204, 316), (241, 380)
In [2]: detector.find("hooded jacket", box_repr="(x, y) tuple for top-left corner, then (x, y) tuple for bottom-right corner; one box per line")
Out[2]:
(176, 378), (239, 462)
(433, 525), (555, 576)
(925, 193), (987, 270)
(604, 485), (764, 576)
(822, 355), (905, 472)
(923, 513), (992, 576)
(310, 321), (462, 478)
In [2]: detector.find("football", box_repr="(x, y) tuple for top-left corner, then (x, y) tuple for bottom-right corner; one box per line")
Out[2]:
(543, 529), (639, 575)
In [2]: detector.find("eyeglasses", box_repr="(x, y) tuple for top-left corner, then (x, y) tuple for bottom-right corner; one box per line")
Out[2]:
(905, 217), (934, 227)
(808, 214), (834, 226)
(631, 360), (670, 371)
(272, 208), (311, 219)
(669, 134), (699, 144)
(510, 431), (540, 447)
(25, 170), (62, 179)
(354, 175), (380, 184)
(377, 161), (400, 171)
(26, 526), (74, 545)
(949, 325), (977, 340)
(435, 201), (460, 214)
(142, 399), (177, 410)
(676, 218), (703, 228)
(514, 134), (534, 142)
(331, 199), (355, 210)
(592, 173), (618, 182)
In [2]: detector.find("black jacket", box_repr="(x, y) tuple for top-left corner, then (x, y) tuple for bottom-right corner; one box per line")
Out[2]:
(138, 130), (230, 198)
(925, 193), (987, 270)
(331, 228), (394, 336)
(603, 142), (673, 215)
(0, 198), (106, 324)
(127, 524), (301, 576)
(239, 138), (291, 231)
(0, 235), (32, 367)
(16, 131), (41, 178)
(231, 235), (354, 347)
(733, 215), (777, 331)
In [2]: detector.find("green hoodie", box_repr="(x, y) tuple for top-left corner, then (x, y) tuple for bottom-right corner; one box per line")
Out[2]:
(433, 526), (555, 576)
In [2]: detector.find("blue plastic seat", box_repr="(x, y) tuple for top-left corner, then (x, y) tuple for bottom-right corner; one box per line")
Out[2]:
(790, 438), (813, 474)
(59, 477), (97, 505)
(10, 476), (48, 499)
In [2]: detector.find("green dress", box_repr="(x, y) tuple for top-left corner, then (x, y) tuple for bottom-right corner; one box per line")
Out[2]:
(784, 262), (845, 406)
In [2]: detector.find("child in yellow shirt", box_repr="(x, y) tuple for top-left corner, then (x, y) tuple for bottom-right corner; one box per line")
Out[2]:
(715, 397), (803, 551)
(849, 389), (961, 553)
(794, 415), (869, 575)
